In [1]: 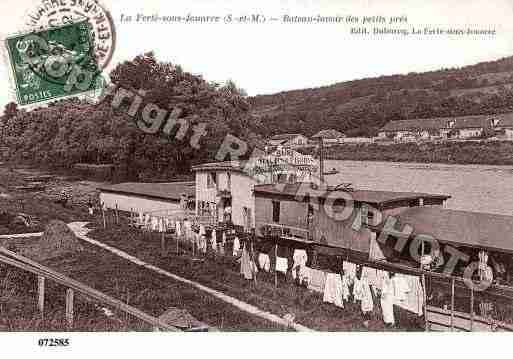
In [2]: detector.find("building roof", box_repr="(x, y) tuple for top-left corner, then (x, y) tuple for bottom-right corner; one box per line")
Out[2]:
(269, 133), (305, 141)
(380, 114), (493, 132)
(452, 115), (491, 129)
(98, 181), (195, 202)
(394, 207), (513, 253)
(191, 161), (247, 173)
(312, 129), (346, 139)
(253, 183), (450, 206)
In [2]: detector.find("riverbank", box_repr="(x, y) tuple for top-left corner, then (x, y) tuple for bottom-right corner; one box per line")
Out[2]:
(305, 141), (513, 166)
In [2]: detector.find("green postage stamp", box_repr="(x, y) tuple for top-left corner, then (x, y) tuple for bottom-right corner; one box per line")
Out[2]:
(5, 19), (103, 106)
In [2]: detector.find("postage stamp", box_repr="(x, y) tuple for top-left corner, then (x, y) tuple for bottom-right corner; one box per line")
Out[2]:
(5, 19), (104, 106)
(24, 0), (116, 70)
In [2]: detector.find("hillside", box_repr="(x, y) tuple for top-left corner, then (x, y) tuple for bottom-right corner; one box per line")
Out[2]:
(250, 56), (513, 138)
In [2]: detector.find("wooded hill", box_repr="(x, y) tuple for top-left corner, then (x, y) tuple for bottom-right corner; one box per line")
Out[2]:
(250, 56), (513, 138)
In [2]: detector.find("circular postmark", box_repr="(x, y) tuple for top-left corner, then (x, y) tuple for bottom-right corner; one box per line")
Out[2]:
(24, 0), (116, 70)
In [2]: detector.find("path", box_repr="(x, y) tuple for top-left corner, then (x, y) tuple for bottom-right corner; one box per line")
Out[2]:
(67, 222), (314, 332)
(0, 232), (43, 239)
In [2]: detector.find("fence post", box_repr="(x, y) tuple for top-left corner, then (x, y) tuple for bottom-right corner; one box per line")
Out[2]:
(470, 286), (474, 331)
(274, 242), (278, 288)
(115, 203), (119, 225)
(37, 276), (45, 319)
(65, 288), (74, 329)
(422, 273), (428, 331)
(102, 202), (106, 229)
(450, 277), (455, 331)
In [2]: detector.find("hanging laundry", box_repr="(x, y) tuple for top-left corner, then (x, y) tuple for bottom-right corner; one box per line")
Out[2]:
(394, 274), (424, 316)
(341, 274), (351, 302)
(276, 257), (288, 274)
(175, 221), (182, 237)
(393, 274), (410, 303)
(307, 268), (327, 293)
(323, 273), (344, 308)
(292, 249), (308, 280)
(342, 261), (357, 283)
(362, 266), (379, 290)
(219, 232), (226, 256)
(354, 276), (374, 313)
(232, 236), (240, 256)
(211, 230), (217, 251)
(380, 273), (395, 326)
(258, 253), (271, 272)
(240, 243), (254, 280)
(138, 212), (143, 224)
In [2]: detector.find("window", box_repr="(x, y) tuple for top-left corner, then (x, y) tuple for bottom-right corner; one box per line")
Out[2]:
(272, 201), (281, 223)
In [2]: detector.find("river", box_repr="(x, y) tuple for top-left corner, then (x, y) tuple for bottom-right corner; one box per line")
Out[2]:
(324, 160), (513, 215)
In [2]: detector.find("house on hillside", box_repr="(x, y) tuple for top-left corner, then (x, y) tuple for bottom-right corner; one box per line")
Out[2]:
(311, 129), (346, 145)
(494, 113), (513, 140)
(267, 133), (308, 148)
(378, 118), (455, 141)
(452, 115), (492, 139)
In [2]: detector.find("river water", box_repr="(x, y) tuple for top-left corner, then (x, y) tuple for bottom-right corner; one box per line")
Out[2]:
(324, 160), (513, 215)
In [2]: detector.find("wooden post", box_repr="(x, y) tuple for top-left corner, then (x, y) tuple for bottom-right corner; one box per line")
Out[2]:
(37, 276), (45, 318)
(470, 286), (475, 331)
(65, 288), (74, 329)
(102, 202), (106, 229)
(115, 203), (119, 225)
(422, 273), (428, 331)
(161, 230), (165, 256)
(450, 277), (455, 331)
(251, 239), (257, 284)
(274, 242), (278, 288)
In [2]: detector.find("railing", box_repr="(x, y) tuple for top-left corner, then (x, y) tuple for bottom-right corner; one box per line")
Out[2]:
(0, 247), (180, 331)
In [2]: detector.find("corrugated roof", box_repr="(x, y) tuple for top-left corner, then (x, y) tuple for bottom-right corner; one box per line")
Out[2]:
(312, 129), (346, 139)
(98, 181), (195, 201)
(394, 207), (513, 253)
(253, 183), (450, 206)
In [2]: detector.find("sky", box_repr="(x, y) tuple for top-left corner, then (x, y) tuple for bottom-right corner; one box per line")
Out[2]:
(1, 0), (513, 109)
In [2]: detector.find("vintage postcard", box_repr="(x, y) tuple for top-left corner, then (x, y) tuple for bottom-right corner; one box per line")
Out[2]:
(0, 0), (511, 357)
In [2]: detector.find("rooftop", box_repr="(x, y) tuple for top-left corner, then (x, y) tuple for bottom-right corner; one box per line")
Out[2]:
(253, 183), (450, 206)
(269, 133), (305, 141)
(191, 161), (247, 173)
(380, 114), (496, 132)
(312, 129), (346, 139)
(394, 207), (513, 253)
(98, 181), (195, 202)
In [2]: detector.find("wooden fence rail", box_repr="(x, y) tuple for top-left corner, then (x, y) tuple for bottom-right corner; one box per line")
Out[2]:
(0, 247), (179, 331)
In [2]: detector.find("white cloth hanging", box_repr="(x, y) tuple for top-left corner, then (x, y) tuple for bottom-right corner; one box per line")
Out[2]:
(258, 253), (271, 272)
(276, 257), (288, 273)
(211, 230), (217, 251)
(362, 266), (379, 289)
(292, 249), (308, 280)
(175, 221), (182, 237)
(394, 274), (424, 316)
(393, 274), (410, 303)
(354, 277), (374, 313)
(341, 274), (351, 302)
(342, 261), (357, 283)
(323, 273), (344, 308)
(381, 273), (395, 325)
(307, 267), (327, 293)
(232, 236), (240, 256)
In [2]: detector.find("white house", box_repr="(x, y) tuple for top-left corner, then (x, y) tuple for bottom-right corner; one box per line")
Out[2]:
(192, 161), (258, 231)
(267, 133), (308, 148)
(311, 129), (346, 145)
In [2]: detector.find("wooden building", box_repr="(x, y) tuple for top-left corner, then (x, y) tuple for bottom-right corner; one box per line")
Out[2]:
(98, 181), (195, 213)
(253, 182), (450, 261)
